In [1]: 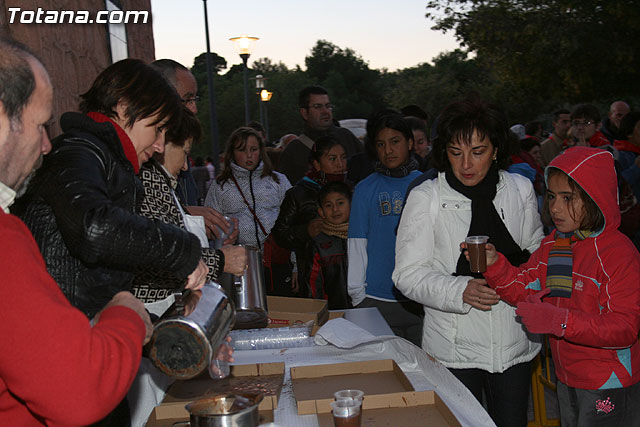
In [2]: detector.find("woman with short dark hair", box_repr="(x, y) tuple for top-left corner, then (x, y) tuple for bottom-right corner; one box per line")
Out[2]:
(15, 58), (208, 320)
(133, 108), (246, 303)
(394, 97), (545, 427)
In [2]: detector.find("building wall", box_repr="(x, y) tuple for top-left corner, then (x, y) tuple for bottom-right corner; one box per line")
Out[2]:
(0, 0), (155, 136)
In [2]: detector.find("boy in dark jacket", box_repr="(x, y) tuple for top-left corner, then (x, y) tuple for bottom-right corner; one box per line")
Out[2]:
(309, 182), (352, 309)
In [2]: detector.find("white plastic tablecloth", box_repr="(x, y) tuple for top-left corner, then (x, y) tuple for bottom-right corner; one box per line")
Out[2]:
(138, 307), (495, 427)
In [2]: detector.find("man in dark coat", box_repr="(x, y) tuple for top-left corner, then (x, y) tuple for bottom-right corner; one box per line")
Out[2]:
(278, 85), (362, 185)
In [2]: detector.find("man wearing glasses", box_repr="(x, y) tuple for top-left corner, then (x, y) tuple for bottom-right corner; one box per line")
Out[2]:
(151, 59), (239, 245)
(569, 104), (609, 148)
(278, 85), (363, 185)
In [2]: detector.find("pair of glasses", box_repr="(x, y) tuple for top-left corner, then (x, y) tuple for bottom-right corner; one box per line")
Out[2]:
(571, 120), (595, 127)
(182, 96), (200, 105)
(308, 103), (334, 110)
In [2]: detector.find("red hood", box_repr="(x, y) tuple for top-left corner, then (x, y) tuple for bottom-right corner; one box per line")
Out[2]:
(545, 147), (619, 233)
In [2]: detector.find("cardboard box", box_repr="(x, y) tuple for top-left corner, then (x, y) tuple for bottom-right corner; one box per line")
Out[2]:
(146, 362), (284, 426)
(266, 295), (329, 329)
(315, 390), (461, 427)
(290, 359), (461, 426)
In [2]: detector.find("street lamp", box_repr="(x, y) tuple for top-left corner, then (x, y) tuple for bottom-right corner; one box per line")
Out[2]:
(254, 74), (266, 126)
(229, 35), (259, 124)
(260, 89), (273, 141)
(201, 0), (221, 173)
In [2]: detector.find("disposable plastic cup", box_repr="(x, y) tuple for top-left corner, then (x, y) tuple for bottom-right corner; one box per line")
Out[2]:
(331, 399), (362, 427)
(334, 389), (364, 402)
(208, 358), (230, 379)
(465, 235), (489, 273)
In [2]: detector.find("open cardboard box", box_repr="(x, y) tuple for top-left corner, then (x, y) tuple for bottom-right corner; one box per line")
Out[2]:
(266, 296), (345, 335)
(146, 362), (284, 427)
(316, 390), (461, 427)
(291, 359), (461, 426)
(267, 295), (329, 329)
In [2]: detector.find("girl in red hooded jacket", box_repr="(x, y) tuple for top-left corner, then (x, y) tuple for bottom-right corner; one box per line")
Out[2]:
(464, 146), (640, 426)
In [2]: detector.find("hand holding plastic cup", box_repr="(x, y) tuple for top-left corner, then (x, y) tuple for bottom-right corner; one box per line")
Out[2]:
(465, 235), (489, 273)
(331, 398), (362, 427)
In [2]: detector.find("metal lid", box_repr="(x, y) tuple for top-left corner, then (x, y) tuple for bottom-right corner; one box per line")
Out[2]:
(148, 317), (212, 379)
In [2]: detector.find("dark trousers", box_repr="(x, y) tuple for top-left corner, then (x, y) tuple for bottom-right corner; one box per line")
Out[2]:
(449, 361), (531, 427)
(557, 380), (640, 427)
(356, 298), (423, 347)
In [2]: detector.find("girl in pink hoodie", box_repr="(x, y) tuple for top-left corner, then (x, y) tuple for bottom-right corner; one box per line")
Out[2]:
(466, 146), (640, 426)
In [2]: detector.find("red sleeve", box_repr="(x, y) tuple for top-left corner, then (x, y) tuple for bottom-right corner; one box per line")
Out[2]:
(309, 250), (324, 299)
(483, 240), (551, 305)
(564, 243), (640, 348)
(0, 214), (145, 425)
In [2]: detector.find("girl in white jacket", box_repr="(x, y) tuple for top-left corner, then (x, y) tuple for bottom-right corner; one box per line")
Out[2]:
(205, 127), (290, 249)
(393, 98), (544, 427)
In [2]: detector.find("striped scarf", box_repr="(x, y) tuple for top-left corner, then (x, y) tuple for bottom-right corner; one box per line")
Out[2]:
(546, 229), (592, 298)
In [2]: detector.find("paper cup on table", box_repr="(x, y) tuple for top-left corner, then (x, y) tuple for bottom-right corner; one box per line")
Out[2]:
(331, 399), (362, 426)
(465, 235), (489, 273)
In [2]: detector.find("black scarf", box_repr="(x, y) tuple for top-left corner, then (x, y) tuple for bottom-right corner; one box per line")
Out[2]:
(445, 165), (530, 277)
(374, 157), (419, 178)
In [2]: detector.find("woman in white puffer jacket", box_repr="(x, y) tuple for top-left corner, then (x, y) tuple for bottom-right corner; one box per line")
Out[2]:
(205, 127), (290, 249)
(393, 98), (544, 427)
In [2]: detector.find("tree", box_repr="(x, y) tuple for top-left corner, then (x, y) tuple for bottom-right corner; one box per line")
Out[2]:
(304, 40), (384, 119)
(190, 52), (227, 90)
(425, 0), (640, 102)
(253, 57), (289, 74)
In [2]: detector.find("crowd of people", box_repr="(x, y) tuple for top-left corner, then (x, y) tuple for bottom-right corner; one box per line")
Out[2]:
(2, 34), (640, 427)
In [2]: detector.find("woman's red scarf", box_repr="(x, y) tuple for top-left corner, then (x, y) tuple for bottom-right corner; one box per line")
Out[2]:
(87, 112), (140, 173)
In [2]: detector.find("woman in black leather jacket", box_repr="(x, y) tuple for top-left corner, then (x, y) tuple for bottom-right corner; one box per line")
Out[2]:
(14, 59), (208, 319)
(272, 136), (348, 297)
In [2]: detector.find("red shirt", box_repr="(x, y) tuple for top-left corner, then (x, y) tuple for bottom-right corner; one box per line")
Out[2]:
(0, 212), (145, 425)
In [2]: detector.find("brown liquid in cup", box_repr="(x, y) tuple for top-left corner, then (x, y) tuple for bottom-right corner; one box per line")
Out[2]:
(333, 412), (362, 427)
(467, 242), (487, 273)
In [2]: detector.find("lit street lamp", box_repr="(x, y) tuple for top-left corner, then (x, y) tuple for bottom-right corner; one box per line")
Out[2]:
(260, 89), (273, 141)
(229, 35), (258, 124)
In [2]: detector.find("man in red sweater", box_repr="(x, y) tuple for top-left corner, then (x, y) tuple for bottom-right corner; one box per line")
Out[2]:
(0, 37), (152, 425)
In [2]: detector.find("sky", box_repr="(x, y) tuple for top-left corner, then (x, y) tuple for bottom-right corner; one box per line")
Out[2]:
(151, 0), (460, 73)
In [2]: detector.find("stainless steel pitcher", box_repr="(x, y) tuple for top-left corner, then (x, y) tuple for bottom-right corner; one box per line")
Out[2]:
(221, 245), (268, 329)
(148, 282), (235, 379)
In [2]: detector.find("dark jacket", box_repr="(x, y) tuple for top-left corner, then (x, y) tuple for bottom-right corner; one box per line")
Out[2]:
(14, 112), (201, 317)
(272, 177), (322, 297)
(278, 125), (363, 185)
(309, 232), (351, 309)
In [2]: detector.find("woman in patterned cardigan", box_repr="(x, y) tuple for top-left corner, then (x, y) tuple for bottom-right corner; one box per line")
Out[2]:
(132, 108), (246, 303)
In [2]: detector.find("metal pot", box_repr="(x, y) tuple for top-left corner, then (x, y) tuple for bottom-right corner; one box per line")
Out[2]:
(182, 393), (263, 427)
(220, 246), (268, 329)
(148, 282), (235, 379)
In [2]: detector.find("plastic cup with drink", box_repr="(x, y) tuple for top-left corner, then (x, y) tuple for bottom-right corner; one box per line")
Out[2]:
(465, 235), (489, 273)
